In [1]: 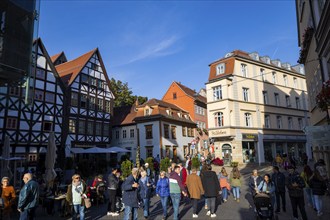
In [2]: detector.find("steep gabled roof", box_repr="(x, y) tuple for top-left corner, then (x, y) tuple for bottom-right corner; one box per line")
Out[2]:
(174, 82), (207, 104)
(35, 38), (66, 91)
(51, 51), (64, 63)
(55, 48), (97, 85)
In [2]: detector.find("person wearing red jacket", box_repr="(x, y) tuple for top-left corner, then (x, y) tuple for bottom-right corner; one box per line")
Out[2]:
(178, 163), (187, 186)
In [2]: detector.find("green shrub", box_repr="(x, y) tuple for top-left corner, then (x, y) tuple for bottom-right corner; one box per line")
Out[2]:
(160, 157), (171, 172)
(121, 159), (133, 180)
(145, 157), (154, 171)
(231, 161), (239, 167)
(191, 157), (200, 170)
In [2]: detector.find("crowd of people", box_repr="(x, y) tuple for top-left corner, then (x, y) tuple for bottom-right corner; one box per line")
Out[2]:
(0, 155), (329, 220)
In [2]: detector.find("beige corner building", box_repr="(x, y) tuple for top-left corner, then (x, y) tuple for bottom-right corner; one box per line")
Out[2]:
(206, 50), (310, 165)
(295, 0), (330, 175)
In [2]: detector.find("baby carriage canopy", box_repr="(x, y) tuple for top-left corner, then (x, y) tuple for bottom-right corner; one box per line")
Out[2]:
(254, 193), (273, 219)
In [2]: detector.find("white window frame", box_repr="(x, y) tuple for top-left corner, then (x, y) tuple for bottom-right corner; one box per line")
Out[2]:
(263, 91), (268, 104)
(216, 63), (225, 75)
(245, 113), (252, 127)
(241, 64), (248, 77)
(272, 72), (277, 84)
(265, 115), (270, 128)
(243, 87), (249, 102)
(214, 112), (224, 127)
(213, 86), (222, 101)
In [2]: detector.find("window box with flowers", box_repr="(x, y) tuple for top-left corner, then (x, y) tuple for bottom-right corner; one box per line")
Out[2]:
(197, 127), (203, 135)
(316, 80), (330, 111)
(203, 128), (208, 135)
(298, 27), (314, 64)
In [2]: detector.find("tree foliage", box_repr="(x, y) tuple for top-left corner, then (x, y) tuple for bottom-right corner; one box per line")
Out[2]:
(109, 78), (148, 107)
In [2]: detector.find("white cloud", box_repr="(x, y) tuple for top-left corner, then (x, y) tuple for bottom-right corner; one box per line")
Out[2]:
(128, 35), (181, 63)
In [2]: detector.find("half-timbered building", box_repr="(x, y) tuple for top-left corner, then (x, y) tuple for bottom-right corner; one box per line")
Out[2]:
(54, 49), (114, 153)
(0, 38), (65, 168)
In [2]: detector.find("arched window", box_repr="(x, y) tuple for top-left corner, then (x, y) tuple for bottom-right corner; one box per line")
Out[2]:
(214, 112), (224, 127)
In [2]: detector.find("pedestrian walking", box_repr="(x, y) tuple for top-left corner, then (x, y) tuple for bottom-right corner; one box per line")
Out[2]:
(17, 173), (39, 220)
(257, 174), (275, 208)
(186, 168), (204, 218)
(169, 165), (187, 220)
(286, 166), (307, 220)
(300, 165), (315, 210)
(309, 168), (327, 217)
(248, 169), (263, 198)
(1, 177), (16, 219)
(185, 156), (191, 175)
(66, 174), (88, 220)
(272, 166), (286, 213)
(230, 166), (242, 202)
(156, 171), (170, 220)
(107, 168), (120, 217)
(178, 163), (187, 186)
(139, 170), (154, 219)
(201, 164), (220, 218)
(122, 168), (140, 220)
(219, 167), (230, 202)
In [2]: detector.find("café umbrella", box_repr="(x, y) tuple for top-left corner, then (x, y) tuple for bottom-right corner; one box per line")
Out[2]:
(1, 135), (12, 178)
(44, 132), (57, 189)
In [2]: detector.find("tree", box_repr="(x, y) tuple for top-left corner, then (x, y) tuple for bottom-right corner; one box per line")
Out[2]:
(109, 78), (148, 107)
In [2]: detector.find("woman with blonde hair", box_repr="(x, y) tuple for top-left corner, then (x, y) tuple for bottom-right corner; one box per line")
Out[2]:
(230, 167), (242, 202)
(219, 167), (230, 202)
(66, 174), (88, 220)
(1, 177), (16, 219)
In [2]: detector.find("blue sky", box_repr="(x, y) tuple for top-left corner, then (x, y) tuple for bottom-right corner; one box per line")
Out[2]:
(39, 0), (299, 99)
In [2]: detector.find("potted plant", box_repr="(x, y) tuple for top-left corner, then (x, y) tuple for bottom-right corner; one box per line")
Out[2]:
(160, 157), (171, 172)
(121, 159), (133, 180)
(191, 157), (200, 170)
(196, 127), (203, 135)
(316, 80), (330, 111)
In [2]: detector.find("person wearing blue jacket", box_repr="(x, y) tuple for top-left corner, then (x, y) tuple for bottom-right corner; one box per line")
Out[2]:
(17, 173), (39, 220)
(257, 174), (276, 208)
(122, 168), (140, 220)
(156, 171), (170, 220)
(139, 170), (154, 219)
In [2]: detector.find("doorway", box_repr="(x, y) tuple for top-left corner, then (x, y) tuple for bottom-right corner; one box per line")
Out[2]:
(222, 144), (232, 165)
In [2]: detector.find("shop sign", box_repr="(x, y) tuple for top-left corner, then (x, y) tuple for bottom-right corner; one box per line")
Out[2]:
(211, 130), (227, 136)
(243, 134), (258, 140)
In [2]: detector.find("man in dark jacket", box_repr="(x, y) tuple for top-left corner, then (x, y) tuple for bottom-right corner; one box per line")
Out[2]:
(17, 173), (39, 220)
(201, 165), (220, 218)
(248, 169), (263, 197)
(272, 166), (286, 213)
(107, 168), (119, 216)
(286, 166), (307, 220)
(122, 168), (139, 220)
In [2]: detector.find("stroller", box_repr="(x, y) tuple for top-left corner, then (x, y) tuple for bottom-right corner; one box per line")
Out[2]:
(254, 193), (273, 220)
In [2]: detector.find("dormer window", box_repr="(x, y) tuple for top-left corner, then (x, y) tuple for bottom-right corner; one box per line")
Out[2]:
(145, 108), (151, 116)
(216, 63), (225, 75)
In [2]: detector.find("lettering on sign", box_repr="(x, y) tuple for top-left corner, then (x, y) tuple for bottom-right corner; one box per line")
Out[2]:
(211, 130), (227, 136)
(242, 134), (258, 140)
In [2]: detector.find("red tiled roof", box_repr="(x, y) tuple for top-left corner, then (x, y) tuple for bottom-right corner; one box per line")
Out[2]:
(55, 49), (97, 85)
(174, 82), (207, 104)
(139, 98), (188, 112)
(50, 52), (64, 63)
(113, 105), (137, 126)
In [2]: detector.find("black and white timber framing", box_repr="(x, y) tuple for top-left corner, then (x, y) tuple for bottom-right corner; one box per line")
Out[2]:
(0, 39), (66, 163)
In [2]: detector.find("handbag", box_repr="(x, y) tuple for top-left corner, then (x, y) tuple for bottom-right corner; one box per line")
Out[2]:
(84, 198), (91, 208)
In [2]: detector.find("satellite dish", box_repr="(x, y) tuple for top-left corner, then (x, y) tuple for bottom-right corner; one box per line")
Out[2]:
(225, 52), (233, 58)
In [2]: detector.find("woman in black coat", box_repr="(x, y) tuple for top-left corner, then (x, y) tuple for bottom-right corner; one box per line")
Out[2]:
(309, 169), (327, 217)
(201, 165), (220, 218)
